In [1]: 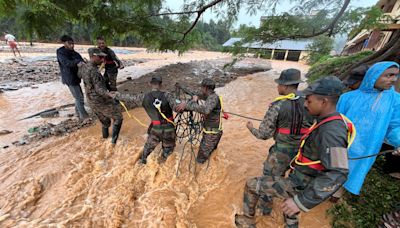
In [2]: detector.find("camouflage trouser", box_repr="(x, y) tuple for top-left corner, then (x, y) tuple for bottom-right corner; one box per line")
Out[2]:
(197, 131), (223, 164)
(92, 107), (123, 127)
(104, 68), (118, 91)
(242, 175), (298, 227)
(263, 143), (298, 177)
(141, 127), (176, 162)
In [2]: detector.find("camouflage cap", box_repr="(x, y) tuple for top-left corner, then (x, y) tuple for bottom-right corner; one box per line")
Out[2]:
(150, 75), (162, 83)
(88, 47), (107, 57)
(274, 68), (303, 85)
(201, 78), (216, 89)
(302, 76), (345, 96)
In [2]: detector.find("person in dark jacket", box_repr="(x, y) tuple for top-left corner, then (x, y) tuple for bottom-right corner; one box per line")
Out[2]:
(113, 75), (179, 164)
(97, 36), (124, 91)
(56, 35), (89, 119)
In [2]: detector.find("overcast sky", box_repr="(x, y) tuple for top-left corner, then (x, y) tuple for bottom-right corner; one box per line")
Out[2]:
(165, 0), (379, 27)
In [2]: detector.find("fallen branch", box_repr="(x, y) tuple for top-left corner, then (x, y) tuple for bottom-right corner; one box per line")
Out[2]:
(19, 103), (75, 120)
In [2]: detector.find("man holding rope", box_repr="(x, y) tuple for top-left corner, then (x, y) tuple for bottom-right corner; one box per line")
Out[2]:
(78, 48), (123, 145)
(114, 75), (179, 164)
(176, 79), (224, 164)
(235, 76), (353, 228)
(246, 68), (313, 182)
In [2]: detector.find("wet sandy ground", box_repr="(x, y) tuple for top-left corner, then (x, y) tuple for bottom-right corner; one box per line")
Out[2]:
(0, 56), (333, 227)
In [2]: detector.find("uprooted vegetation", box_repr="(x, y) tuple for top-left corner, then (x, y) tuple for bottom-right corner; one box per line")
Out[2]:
(306, 51), (374, 82)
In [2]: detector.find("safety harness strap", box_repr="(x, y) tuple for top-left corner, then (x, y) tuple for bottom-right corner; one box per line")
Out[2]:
(152, 116), (174, 125)
(203, 96), (225, 134)
(293, 114), (355, 171)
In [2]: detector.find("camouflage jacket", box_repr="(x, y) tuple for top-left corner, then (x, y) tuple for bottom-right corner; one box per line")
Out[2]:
(115, 92), (145, 108)
(186, 91), (221, 130)
(249, 95), (313, 147)
(290, 112), (349, 212)
(78, 62), (115, 108)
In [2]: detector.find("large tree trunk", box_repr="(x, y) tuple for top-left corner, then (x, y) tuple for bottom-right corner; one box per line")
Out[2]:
(339, 30), (400, 80)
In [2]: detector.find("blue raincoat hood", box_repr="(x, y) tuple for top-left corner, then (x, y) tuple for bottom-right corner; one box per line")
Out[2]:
(358, 61), (398, 92)
(337, 61), (400, 195)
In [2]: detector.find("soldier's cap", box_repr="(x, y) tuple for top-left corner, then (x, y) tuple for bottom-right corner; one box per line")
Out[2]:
(302, 76), (345, 96)
(88, 47), (107, 57)
(201, 78), (216, 89)
(150, 75), (162, 83)
(274, 68), (303, 85)
(343, 65), (369, 86)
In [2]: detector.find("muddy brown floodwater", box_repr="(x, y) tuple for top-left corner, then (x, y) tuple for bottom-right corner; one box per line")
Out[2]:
(0, 59), (332, 227)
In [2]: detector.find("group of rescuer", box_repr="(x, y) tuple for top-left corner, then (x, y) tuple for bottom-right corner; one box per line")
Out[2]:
(56, 34), (400, 228)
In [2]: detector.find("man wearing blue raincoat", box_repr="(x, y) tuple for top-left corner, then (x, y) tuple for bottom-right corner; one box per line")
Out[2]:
(337, 61), (400, 195)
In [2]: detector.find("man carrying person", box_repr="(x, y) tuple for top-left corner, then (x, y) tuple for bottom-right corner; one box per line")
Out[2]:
(337, 61), (400, 195)
(78, 48), (123, 144)
(115, 75), (179, 164)
(56, 35), (89, 120)
(96, 36), (124, 91)
(235, 76), (353, 228)
(176, 79), (224, 164)
(3, 32), (21, 57)
(246, 68), (313, 180)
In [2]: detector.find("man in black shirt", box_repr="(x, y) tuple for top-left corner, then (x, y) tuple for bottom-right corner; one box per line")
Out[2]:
(56, 35), (89, 120)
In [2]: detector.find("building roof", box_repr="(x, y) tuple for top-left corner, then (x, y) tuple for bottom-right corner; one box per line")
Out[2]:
(222, 37), (313, 51)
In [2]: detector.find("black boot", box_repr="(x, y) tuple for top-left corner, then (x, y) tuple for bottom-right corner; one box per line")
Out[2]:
(111, 123), (122, 144)
(102, 126), (109, 138)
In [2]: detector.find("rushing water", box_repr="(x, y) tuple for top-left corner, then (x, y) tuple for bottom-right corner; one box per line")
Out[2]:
(0, 69), (332, 227)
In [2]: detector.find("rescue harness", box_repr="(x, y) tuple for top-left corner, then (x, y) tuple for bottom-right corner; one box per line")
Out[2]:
(291, 114), (356, 171)
(202, 96), (228, 134)
(152, 98), (176, 127)
(274, 93), (309, 135)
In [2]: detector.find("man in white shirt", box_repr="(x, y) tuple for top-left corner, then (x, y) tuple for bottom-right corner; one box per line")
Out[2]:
(3, 32), (21, 57)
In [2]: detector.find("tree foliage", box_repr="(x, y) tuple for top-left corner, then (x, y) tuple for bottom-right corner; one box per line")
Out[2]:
(306, 35), (334, 64)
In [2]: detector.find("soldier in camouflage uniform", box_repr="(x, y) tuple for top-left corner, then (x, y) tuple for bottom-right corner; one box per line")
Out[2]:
(247, 68), (313, 179)
(115, 75), (179, 164)
(176, 78), (223, 164)
(97, 36), (124, 91)
(78, 48), (123, 144)
(235, 76), (352, 228)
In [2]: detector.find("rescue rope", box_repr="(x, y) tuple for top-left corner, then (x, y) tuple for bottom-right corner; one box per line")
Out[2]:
(348, 150), (395, 160)
(224, 112), (263, 121)
(119, 101), (148, 128)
